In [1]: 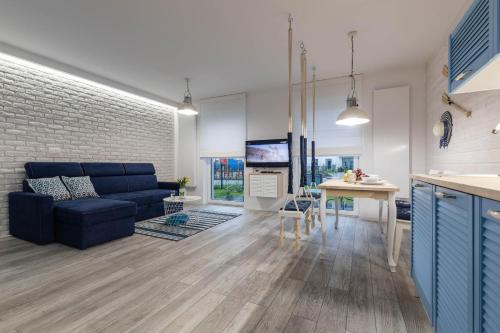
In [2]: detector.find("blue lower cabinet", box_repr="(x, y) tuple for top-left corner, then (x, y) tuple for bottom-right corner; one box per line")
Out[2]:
(411, 181), (434, 321)
(475, 198), (500, 333)
(434, 187), (474, 333)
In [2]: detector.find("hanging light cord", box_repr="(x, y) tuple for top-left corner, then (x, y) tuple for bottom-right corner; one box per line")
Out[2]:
(349, 34), (356, 99)
(184, 78), (192, 99)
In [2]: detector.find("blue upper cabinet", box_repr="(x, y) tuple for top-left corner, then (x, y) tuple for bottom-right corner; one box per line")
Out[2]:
(434, 187), (474, 333)
(475, 198), (500, 333)
(449, 0), (500, 94)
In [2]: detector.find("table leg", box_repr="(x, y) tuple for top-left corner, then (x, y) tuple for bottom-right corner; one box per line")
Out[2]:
(387, 192), (397, 272)
(378, 200), (384, 234)
(335, 197), (340, 229)
(320, 189), (327, 226)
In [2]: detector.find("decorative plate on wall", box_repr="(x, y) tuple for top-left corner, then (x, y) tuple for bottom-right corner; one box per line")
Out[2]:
(438, 111), (453, 149)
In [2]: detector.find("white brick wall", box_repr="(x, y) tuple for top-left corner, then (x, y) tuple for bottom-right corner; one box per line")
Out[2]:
(0, 58), (176, 237)
(426, 45), (500, 174)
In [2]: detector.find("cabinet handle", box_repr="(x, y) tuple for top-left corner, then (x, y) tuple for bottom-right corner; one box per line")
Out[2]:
(454, 70), (472, 81)
(487, 209), (500, 221)
(413, 184), (424, 188)
(435, 192), (456, 199)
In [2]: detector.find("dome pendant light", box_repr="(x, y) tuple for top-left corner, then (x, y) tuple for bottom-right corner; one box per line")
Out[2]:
(336, 31), (370, 126)
(177, 78), (198, 116)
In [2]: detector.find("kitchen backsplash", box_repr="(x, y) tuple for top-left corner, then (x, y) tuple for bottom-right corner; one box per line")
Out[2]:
(426, 45), (500, 174)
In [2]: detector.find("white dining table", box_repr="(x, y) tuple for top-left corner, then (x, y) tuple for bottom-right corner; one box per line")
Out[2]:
(318, 179), (400, 272)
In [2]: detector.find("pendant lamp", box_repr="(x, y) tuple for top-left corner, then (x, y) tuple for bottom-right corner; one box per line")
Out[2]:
(336, 31), (370, 126)
(177, 78), (198, 116)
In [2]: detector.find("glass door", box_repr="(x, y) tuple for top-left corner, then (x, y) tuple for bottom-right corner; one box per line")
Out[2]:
(210, 158), (245, 204)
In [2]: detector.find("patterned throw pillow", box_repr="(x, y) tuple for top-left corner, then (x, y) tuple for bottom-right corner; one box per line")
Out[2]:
(26, 177), (72, 201)
(61, 176), (100, 200)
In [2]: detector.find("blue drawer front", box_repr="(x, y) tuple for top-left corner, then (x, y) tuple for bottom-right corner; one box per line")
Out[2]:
(449, 0), (493, 92)
(435, 187), (474, 333)
(478, 199), (500, 333)
(411, 181), (434, 321)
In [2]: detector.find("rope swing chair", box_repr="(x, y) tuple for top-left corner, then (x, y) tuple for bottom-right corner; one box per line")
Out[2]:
(279, 16), (312, 241)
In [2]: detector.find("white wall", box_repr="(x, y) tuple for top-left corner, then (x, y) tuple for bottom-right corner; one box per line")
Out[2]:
(178, 65), (428, 220)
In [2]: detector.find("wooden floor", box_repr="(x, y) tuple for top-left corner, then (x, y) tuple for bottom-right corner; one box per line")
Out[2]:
(0, 206), (432, 333)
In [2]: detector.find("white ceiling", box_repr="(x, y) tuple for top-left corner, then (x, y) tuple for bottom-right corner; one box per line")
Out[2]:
(0, 0), (468, 101)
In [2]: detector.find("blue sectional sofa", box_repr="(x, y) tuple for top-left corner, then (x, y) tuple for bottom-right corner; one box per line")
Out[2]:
(9, 162), (179, 249)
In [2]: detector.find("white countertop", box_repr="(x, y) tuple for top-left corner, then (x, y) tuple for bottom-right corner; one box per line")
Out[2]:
(411, 174), (500, 202)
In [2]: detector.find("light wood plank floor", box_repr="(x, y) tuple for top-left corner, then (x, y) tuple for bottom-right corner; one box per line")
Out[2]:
(0, 206), (432, 333)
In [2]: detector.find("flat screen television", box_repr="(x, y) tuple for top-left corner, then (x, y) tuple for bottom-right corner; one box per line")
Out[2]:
(245, 139), (289, 168)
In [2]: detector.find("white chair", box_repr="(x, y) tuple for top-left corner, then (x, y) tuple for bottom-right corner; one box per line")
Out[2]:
(393, 199), (411, 265)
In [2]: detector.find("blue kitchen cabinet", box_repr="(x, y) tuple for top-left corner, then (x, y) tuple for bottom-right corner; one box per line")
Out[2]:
(411, 181), (434, 322)
(449, 0), (500, 94)
(475, 198), (500, 333)
(434, 187), (474, 333)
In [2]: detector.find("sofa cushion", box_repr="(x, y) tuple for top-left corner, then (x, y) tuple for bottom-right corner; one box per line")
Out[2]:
(81, 163), (125, 177)
(102, 189), (174, 206)
(123, 163), (155, 175)
(54, 199), (136, 226)
(25, 162), (84, 179)
(90, 176), (129, 195)
(126, 175), (158, 192)
(26, 177), (72, 201)
(62, 176), (100, 199)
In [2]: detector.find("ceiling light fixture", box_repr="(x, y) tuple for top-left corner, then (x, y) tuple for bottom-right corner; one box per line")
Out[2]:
(177, 78), (198, 116)
(336, 31), (370, 126)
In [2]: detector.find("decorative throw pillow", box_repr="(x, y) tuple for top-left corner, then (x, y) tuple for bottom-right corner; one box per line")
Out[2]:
(26, 177), (72, 201)
(61, 176), (100, 200)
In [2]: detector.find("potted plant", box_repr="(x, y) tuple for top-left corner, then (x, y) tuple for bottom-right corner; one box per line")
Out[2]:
(177, 176), (190, 198)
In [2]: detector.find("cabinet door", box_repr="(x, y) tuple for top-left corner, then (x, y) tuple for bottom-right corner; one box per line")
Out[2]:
(476, 198), (500, 333)
(411, 181), (434, 321)
(449, 0), (493, 93)
(434, 187), (474, 333)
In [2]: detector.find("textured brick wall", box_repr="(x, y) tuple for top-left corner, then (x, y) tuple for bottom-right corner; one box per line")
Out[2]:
(426, 45), (500, 173)
(0, 58), (176, 237)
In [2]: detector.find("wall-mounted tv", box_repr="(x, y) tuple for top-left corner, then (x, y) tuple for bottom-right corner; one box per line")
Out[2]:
(246, 139), (289, 168)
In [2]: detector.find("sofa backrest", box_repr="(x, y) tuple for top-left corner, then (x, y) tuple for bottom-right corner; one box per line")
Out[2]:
(24, 162), (159, 195)
(81, 163), (128, 195)
(123, 163), (158, 192)
(25, 162), (84, 179)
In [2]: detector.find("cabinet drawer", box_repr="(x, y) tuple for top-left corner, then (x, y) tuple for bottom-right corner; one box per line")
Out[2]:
(477, 198), (500, 333)
(434, 187), (474, 333)
(411, 181), (434, 321)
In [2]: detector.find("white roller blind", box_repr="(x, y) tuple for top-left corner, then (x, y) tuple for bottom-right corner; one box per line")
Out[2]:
(305, 77), (363, 155)
(198, 93), (246, 158)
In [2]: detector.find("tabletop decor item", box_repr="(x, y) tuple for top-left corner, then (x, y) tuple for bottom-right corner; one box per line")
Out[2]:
(177, 176), (190, 197)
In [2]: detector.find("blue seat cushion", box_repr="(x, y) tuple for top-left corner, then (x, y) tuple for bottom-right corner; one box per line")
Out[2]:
(126, 175), (159, 192)
(102, 189), (174, 206)
(54, 199), (136, 226)
(281, 200), (311, 212)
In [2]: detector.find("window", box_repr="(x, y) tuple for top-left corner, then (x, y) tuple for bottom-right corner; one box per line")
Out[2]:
(307, 155), (359, 212)
(211, 158), (244, 203)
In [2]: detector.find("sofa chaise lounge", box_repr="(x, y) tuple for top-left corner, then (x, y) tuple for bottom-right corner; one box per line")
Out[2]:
(9, 162), (179, 249)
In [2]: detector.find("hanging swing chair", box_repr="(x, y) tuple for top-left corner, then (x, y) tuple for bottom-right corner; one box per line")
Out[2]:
(279, 16), (312, 241)
(296, 66), (322, 225)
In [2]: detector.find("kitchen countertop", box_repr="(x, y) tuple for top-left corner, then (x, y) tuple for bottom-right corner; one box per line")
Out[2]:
(411, 174), (500, 202)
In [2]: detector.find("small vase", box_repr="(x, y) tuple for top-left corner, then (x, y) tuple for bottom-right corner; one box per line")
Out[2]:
(179, 187), (186, 198)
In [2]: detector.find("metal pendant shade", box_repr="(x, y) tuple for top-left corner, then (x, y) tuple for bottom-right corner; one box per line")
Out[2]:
(336, 31), (370, 126)
(177, 78), (198, 116)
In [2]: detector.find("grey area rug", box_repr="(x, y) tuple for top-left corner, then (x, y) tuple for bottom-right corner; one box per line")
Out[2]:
(135, 209), (242, 241)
